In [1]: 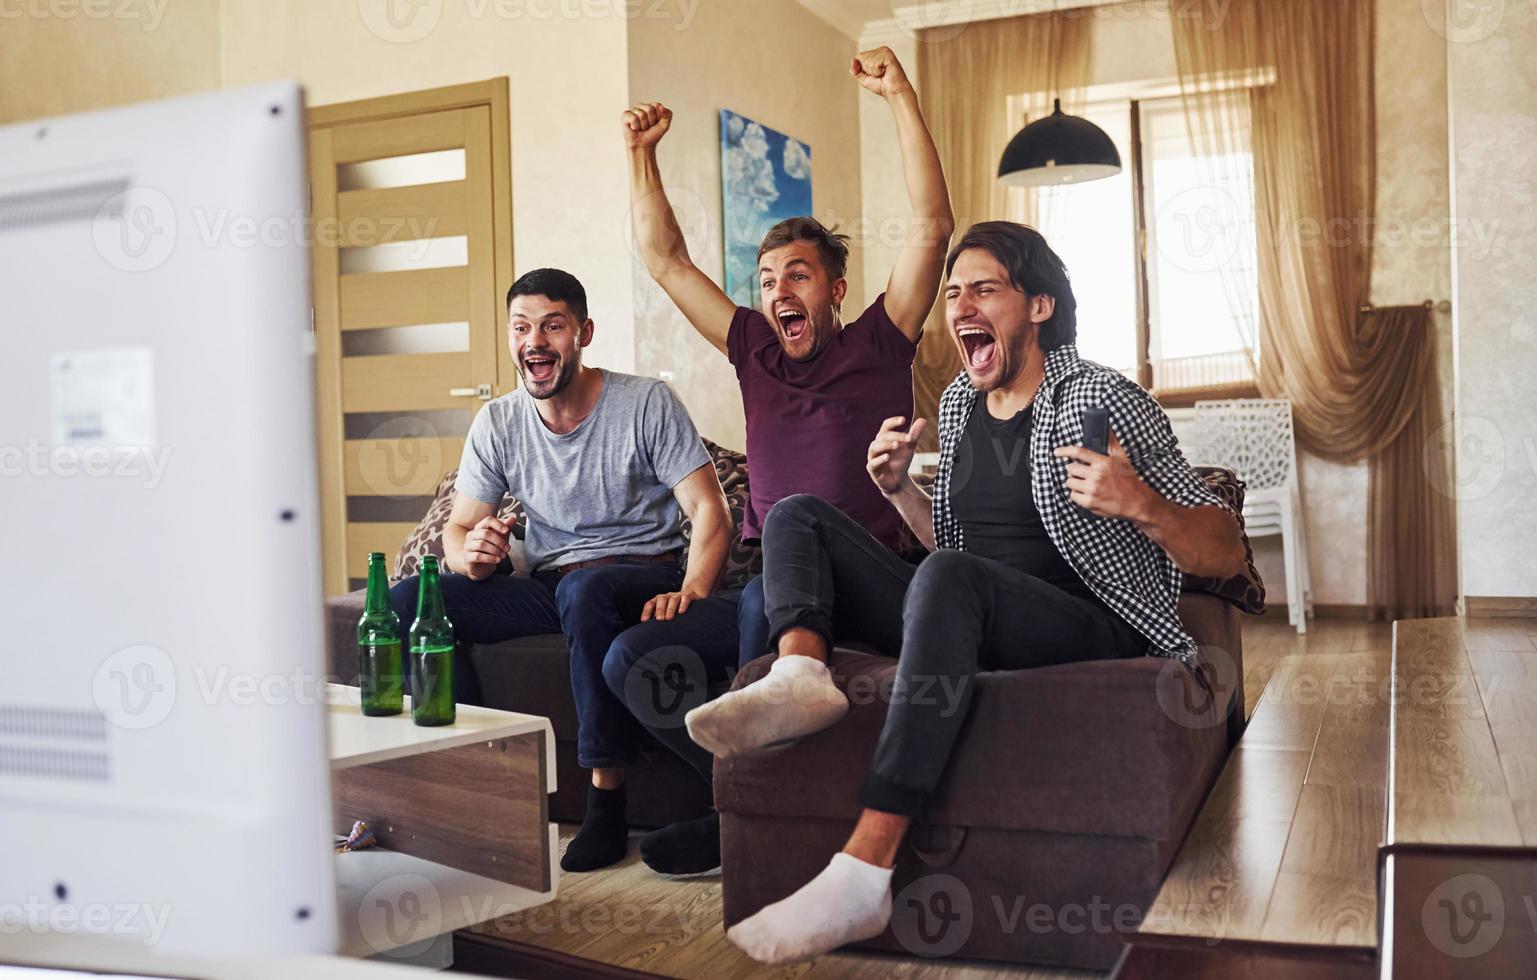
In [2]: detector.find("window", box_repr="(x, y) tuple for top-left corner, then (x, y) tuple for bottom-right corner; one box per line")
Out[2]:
(1035, 103), (1138, 378)
(1035, 93), (1259, 403)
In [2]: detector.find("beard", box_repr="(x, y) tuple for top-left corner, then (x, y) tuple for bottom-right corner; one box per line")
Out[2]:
(519, 355), (577, 399)
(777, 307), (835, 361)
(957, 324), (1034, 393)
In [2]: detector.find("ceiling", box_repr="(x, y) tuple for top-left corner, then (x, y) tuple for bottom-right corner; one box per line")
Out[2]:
(791, 0), (1130, 44)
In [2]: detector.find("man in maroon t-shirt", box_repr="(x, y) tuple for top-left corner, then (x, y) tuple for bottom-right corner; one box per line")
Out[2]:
(603, 45), (951, 875)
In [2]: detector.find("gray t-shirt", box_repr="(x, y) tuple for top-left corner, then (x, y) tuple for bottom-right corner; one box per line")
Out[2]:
(455, 370), (711, 571)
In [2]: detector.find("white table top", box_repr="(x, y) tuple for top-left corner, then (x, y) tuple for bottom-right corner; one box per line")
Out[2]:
(325, 684), (555, 794)
(0, 932), (484, 978)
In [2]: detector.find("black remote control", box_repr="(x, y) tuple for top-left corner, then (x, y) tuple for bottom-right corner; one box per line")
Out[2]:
(1082, 406), (1109, 456)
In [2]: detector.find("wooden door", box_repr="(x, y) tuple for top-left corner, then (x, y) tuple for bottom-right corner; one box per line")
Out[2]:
(308, 80), (513, 595)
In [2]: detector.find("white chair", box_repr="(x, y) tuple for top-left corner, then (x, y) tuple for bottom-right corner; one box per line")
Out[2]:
(1190, 398), (1314, 633)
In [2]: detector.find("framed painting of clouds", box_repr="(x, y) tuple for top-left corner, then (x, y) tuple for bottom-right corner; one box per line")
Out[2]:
(719, 108), (812, 307)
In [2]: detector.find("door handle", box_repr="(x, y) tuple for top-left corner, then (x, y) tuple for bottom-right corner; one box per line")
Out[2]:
(449, 383), (493, 400)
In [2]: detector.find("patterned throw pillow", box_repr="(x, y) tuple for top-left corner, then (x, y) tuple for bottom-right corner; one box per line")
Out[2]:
(392, 470), (524, 581)
(681, 440), (762, 589)
(1186, 466), (1267, 615)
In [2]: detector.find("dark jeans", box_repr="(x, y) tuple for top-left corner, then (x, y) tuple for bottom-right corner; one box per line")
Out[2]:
(601, 575), (768, 787)
(389, 560), (684, 769)
(762, 494), (1147, 816)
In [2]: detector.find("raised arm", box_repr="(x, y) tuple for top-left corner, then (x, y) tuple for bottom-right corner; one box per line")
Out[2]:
(624, 102), (737, 356)
(851, 47), (955, 342)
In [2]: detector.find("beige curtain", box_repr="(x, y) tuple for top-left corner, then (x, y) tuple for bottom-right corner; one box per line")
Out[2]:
(914, 11), (1093, 436)
(1172, 0), (1381, 455)
(1367, 305), (1458, 620)
(1172, 0), (1456, 618)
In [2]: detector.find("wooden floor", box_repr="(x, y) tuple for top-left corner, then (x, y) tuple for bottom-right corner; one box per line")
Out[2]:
(1376, 617), (1537, 978)
(1386, 616), (1537, 848)
(1138, 617), (1396, 953)
(470, 826), (1096, 979)
(467, 616), (1532, 979)
(1135, 614), (1537, 972)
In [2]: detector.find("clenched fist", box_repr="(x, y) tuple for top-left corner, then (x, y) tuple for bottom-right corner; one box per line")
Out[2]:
(850, 46), (913, 99)
(459, 515), (511, 581)
(1053, 430), (1155, 522)
(622, 102), (673, 149)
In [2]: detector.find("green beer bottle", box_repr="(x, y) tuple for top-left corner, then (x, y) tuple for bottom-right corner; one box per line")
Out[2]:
(409, 555), (456, 727)
(357, 552), (404, 716)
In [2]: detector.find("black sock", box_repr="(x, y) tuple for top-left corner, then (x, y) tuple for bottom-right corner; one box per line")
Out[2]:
(560, 784), (629, 873)
(639, 811), (720, 876)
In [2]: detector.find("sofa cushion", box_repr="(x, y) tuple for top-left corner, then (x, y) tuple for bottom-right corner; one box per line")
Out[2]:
(325, 590), (366, 683)
(467, 634), (582, 736)
(715, 593), (1240, 843)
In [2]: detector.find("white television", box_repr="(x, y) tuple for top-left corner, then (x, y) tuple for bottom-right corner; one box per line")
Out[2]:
(0, 82), (337, 956)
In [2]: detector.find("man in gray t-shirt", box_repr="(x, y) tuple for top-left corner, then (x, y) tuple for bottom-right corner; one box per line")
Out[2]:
(456, 367), (708, 571)
(388, 268), (732, 874)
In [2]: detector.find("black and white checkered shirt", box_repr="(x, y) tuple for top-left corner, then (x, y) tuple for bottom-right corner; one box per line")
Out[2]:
(931, 344), (1229, 665)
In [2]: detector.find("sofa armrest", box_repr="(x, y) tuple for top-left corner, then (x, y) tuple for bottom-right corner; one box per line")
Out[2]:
(717, 648), (1232, 841)
(324, 591), (367, 685)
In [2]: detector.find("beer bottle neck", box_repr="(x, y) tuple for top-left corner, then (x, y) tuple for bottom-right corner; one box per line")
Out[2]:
(364, 557), (392, 615)
(416, 565), (447, 622)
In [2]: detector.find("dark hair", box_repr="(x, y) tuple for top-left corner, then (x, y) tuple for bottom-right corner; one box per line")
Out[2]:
(756, 216), (850, 282)
(507, 267), (588, 323)
(945, 221), (1077, 351)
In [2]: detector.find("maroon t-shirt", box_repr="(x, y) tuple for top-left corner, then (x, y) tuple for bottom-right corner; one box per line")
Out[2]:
(728, 293), (917, 550)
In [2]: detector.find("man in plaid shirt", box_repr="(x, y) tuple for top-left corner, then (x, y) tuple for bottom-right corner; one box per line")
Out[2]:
(684, 221), (1248, 965)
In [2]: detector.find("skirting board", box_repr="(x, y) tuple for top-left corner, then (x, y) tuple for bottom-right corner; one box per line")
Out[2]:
(1465, 596), (1537, 618)
(1256, 603), (1370, 621)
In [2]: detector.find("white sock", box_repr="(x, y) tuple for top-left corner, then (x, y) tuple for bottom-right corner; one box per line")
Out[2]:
(684, 654), (848, 758)
(727, 852), (893, 965)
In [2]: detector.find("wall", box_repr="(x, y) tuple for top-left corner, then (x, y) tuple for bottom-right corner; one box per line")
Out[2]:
(858, 0), (1456, 612)
(220, 0), (637, 374)
(627, 0), (865, 451)
(857, 30), (917, 323)
(0, 1), (639, 374)
(0, 0), (221, 123)
(1447, 0), (1537, 602)
(0, 0), (867, 465)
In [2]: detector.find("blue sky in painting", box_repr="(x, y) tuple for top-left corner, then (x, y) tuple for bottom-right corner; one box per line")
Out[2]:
(720, 108), (812, 307)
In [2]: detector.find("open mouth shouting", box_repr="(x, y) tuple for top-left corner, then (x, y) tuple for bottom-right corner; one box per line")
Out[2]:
(522, 350), (559, 385)
(955, 322), (997, 375)
(775, 305), (810, 344)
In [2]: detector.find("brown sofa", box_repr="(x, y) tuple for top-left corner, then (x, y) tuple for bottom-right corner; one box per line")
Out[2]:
(715, 592), (1245, 970)
(323, 440), (1264, 935)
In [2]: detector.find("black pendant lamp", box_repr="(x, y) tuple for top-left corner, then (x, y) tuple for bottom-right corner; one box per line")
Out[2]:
(998, 98), (1122, 187)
